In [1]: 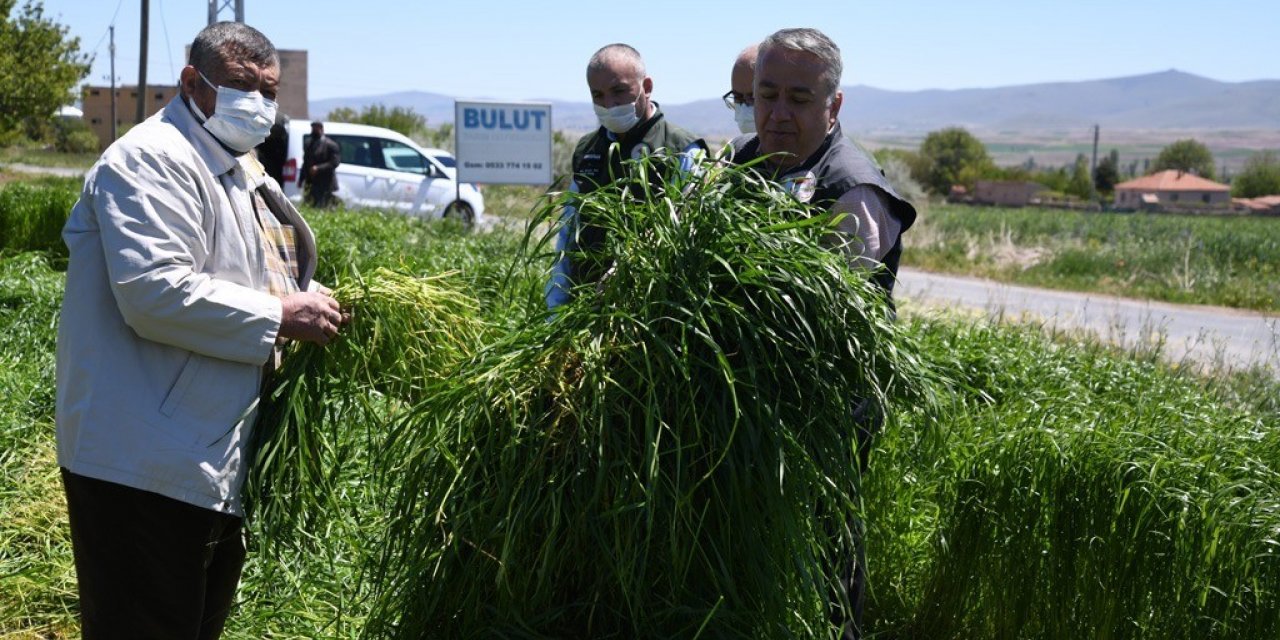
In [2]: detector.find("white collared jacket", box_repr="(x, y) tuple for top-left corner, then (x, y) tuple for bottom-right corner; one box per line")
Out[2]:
(56, 95), (317, 516)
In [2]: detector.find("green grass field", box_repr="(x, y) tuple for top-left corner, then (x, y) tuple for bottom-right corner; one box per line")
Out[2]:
(0, 180), (1277, 638)
(905, 204), (1280, 311)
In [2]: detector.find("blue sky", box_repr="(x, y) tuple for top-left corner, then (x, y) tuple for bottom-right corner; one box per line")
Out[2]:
(40, 0), (1280, 104)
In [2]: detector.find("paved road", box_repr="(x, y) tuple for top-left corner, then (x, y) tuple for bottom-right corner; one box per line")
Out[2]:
(897, 268), (1280, 372)
(1, 162), (86, 178)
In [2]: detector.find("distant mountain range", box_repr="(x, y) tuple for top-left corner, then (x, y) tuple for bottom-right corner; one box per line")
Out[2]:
(309, 70), (1279, 138)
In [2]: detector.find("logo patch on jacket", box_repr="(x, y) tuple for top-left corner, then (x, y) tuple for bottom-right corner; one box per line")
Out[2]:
(782, 171), (818, 203)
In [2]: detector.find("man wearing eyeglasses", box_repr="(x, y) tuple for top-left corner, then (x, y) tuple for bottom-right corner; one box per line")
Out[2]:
(56, 21), (345, 638)
(724, 43), (759, 134)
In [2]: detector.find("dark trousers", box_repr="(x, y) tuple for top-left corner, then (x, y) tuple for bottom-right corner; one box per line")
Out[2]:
(306, 173), (336, 208)
(60, 469), (246, 640)
(837, 523), (869, 640)
(837, 398), (882, 639)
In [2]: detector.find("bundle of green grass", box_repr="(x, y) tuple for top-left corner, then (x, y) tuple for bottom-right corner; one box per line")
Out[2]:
(364, 154), (931, 638)
(246, 267), (486, 546)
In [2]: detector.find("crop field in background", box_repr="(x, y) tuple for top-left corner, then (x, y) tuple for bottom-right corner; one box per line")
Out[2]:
(860, 129), (1280, 175)
(906, 204), (1280, 312)
(0, 180), (1277, 638)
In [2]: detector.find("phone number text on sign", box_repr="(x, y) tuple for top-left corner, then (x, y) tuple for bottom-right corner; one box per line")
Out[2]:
(463, 161), (545, 170)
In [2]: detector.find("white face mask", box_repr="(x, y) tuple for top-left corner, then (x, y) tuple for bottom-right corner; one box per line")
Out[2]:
(196, 71), (277, 153)
(734, 103), (756, 134)
(594, 101), (641, 134)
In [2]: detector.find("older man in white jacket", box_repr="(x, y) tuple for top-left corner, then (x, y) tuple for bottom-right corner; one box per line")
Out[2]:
(56, 22), (344, 639)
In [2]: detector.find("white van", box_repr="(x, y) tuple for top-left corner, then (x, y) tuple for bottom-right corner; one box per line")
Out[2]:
(276, 120), (484, 226)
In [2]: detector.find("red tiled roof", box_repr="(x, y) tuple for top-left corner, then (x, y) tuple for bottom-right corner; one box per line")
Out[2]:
(1115, 170), (1229, 192)
(1233, 195), (1280, 210)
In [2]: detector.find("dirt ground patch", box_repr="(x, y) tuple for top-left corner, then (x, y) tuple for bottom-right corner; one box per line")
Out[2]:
(0, 169), (25, 187)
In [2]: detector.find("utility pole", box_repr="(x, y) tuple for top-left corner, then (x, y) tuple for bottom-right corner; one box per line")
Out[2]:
(109, 25), (118, 142)
(135, 0), (149, 124)
(1089, 124), (1100, 200)
(208, 0), (246, 24)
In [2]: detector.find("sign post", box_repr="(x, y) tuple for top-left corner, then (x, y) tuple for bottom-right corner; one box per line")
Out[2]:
(454, 100), (554, 186)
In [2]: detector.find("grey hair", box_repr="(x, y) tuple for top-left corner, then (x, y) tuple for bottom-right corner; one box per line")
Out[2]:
(759, 28), (842, 103)
(188, 21), (279, 76)
(586, 43), (646, 81)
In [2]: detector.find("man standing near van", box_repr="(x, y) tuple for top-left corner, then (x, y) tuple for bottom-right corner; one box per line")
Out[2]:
(56, 21), (345, 638)
(301, 121), (341, 208)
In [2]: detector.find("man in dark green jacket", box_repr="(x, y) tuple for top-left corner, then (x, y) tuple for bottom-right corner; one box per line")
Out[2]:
(545, 43), (704, 308)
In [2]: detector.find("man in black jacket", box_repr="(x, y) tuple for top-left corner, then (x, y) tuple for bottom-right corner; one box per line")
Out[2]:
(727, 28), (917, 640)
(300, 121), (341, 208)
(729, 29), (915, 303)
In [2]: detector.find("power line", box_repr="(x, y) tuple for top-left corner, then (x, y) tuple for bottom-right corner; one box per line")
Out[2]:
(156, 0), (175, 78)
(89, 0), (128, 56)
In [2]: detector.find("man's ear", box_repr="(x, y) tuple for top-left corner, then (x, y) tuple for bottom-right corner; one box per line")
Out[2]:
(179, 66), (199, 99)
(642, 76), (654, 96)
(828, 90), (844, 129)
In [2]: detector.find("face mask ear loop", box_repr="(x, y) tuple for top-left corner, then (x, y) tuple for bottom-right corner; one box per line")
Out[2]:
(197, 71), (218, 92)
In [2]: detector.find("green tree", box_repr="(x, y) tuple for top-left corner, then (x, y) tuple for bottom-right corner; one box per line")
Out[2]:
(0, 0), (91, 141)
(1094, 149), (1121, 194)
(552, 130), (578, 182)
(1066, 153), (1093, 199)
(324, 106), (358, 123)
(325, 104), (426, 137)
(1035, 166), (1070, 193)
(874, 147), (932, 191)
(877, 155), (928, 208)
(1152, 138), (1216, 180)
(1231, 150), (1280, 198)
(917, 127), (993, 195)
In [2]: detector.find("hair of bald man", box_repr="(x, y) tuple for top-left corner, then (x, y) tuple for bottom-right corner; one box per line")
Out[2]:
(188, 21), (279, 76)
(758, 28), (842, 104)
(586, 43), (647, 82)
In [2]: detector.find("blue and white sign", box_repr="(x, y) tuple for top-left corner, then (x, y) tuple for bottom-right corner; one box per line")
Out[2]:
(455, 100), (553, 185)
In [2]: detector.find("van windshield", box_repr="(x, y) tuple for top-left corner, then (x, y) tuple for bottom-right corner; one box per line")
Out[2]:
(379, 140), (430, 175)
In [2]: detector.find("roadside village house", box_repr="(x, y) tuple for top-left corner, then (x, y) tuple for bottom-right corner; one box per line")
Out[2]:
(1114, 170), (1231, 211)
(1232, 195), (1280, 216)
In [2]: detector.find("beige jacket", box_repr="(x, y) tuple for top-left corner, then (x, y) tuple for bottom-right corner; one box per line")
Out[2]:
(56, 95), (316, 516)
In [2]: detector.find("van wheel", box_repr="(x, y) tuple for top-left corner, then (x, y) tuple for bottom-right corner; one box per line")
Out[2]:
(444, 201), (475, 228)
